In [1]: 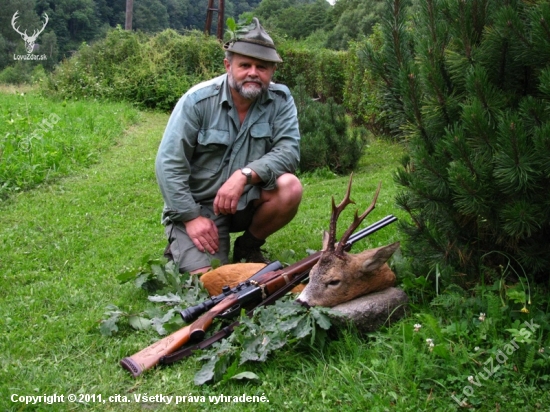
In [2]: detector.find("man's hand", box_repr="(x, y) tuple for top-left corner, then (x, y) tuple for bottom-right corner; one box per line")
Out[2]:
(213, 171), (248, 215)
(184, 216), (219, 254)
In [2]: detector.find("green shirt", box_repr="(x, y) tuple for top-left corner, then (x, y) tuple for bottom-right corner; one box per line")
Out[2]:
(155, 74), (301, 224)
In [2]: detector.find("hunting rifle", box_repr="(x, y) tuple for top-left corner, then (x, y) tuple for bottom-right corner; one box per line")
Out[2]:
(120, 214), (397, 377)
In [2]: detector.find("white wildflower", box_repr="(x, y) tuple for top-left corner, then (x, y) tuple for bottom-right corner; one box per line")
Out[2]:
(414, 323), (422, 332)
(478, 312), (486, 322)
(426, 338), (434, 351)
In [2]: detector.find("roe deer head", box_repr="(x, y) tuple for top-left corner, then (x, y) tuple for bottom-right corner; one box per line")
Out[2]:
(297, 176), (399, 308)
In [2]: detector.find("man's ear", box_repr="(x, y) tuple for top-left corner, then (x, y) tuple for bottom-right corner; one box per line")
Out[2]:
(224, 58), (231, 72)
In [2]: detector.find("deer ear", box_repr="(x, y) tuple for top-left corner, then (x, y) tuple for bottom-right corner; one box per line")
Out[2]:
(321, 230), (331, 251)
(360, 242), (400, 273)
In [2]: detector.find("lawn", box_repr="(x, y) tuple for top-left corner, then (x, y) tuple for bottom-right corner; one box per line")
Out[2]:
(1, 90), (548, 411)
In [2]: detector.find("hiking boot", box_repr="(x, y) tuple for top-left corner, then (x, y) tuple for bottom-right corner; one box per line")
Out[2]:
(233, 235), (270, 264)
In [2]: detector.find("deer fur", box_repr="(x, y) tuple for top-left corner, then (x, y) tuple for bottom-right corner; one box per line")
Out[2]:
(200, 263), (304, 296)
(296, 175), (399, 308)
(296, 241), (399, 307)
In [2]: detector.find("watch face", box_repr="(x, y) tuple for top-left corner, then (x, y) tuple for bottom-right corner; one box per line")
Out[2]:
(242, 168), (252, 175)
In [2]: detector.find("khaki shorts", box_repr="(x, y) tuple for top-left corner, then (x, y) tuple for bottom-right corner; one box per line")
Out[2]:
(165, 203), (255, 273)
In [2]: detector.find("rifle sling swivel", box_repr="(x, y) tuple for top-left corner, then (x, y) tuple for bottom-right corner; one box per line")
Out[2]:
(249, 280), (266, 300)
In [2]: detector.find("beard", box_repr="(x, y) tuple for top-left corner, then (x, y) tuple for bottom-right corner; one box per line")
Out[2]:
(228, 71), (268, 100)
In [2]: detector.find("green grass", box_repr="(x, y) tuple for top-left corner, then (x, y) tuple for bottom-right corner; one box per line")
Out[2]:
(1, 90), (549, 411)
(0, 88), (139, 200)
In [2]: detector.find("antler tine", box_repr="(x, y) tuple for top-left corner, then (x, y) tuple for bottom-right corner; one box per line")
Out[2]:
(326, 174), (355, 252)
(30, 14), (49, 39)
(11, 11), (26, 36)
(335, 181), (382, 256)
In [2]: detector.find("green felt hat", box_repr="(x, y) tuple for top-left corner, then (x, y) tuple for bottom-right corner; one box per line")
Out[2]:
(223, 18), (282, 63)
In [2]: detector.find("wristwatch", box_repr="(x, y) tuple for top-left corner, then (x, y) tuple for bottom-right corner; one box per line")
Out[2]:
(241, 167), (253, 185)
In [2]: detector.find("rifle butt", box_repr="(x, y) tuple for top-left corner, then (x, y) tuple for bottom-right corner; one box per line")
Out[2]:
(120, 325), (191, 377)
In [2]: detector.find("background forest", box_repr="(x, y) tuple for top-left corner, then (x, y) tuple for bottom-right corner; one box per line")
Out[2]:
(0, 0), (382, 73)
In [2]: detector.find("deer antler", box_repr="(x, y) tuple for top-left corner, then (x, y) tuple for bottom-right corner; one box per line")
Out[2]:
(334, 179), (382, 257)
(326, 174), (356, 254)
(32, 13), (49, 39)
(11, 11), (27, 37)
(11, 11), (48, 40)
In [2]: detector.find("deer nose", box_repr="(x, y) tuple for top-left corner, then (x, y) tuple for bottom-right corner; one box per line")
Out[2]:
(295, 298), (310, 309)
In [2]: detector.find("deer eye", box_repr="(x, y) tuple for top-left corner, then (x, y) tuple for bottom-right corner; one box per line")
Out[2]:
(327, 279), (341, 287)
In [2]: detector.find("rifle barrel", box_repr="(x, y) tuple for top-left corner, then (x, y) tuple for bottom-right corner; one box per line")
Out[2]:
(346, 215), (397, 246)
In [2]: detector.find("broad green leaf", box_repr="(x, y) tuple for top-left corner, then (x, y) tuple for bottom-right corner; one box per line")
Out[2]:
(151, 264), (167, 284)
(117, 269), (137, 283)
(99, 316), (119, 336)
(506, 286), (527, 305)
(278, 315), (303, 332)
(311, 309), (332, 330)
(134, 272), (151, 289)
(128, 316), (151, 331)
(293, 316), (313, 339)
(226, 17), (236, 32)
(194, 357), (217, 385)
(230, 371), (260, 381)
(148, 293), (183, 305)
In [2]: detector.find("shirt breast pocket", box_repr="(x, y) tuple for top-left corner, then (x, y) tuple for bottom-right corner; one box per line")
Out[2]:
(193, 129), (230, 173)
(248, 123), (273, 161)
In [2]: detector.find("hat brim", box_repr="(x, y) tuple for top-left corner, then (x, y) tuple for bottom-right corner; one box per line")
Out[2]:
(224, 41), (282, 63)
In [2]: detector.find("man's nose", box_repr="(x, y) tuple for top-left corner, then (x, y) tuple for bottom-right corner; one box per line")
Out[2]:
(247, 66), (259, 77)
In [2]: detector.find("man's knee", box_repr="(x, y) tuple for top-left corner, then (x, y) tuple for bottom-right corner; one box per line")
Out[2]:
(275, 173), (303, 206)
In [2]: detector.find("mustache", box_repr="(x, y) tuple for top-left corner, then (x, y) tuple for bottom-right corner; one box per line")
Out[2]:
(242, 78), (262, 85)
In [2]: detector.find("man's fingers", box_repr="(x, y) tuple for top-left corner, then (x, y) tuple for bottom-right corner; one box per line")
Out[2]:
(185, 216), (219, 253)
(192, 235), (218, 254)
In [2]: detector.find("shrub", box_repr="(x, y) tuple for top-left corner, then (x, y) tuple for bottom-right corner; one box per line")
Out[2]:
(0, 64), (32, 84)
(293, 81), (367, 174)
(45, 28), (225, 111)
(368, 0), (550, 281)
(276, 44), (347, 103)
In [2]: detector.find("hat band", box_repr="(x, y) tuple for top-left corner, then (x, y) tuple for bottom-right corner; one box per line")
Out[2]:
(231, 38), (276, 50)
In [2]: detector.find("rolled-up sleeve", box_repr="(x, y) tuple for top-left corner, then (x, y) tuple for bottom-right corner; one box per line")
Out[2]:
(155, 95), (201, 224)
(247, 92), (301, 190)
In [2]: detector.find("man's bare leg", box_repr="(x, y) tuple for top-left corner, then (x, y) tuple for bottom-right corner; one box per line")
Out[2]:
(249, 173), (303, 239)
(190, 267), (211, 275)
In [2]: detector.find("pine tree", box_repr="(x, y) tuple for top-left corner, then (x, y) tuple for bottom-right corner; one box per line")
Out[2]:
(366, 0), (550, 280)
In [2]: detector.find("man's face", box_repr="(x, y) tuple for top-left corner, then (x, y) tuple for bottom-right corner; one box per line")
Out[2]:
(224, 54), (275, 101)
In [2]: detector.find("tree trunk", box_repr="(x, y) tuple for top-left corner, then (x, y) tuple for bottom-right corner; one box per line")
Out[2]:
(125, 0), (134, 30)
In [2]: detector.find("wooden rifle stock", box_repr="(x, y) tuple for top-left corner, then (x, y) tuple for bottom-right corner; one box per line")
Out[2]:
(120, 293), (241, 377)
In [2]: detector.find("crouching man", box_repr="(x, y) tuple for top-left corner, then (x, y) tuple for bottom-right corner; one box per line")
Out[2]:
(155, 18), (302, 274)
